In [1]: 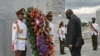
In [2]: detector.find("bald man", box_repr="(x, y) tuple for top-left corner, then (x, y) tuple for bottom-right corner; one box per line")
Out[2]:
(65, 9), (84, 56)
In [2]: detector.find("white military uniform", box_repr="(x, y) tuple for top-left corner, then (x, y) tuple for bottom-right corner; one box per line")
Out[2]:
(58, 27), (66, 41)
(12, 19), (27, 51)
(49, 21), (55, 43)
(90, 23), (99, 36)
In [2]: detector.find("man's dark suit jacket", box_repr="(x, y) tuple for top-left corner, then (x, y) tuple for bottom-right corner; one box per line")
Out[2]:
(67, 15), (84, 47)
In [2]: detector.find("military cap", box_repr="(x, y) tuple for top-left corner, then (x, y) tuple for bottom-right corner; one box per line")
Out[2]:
(16, 8), (25, 15)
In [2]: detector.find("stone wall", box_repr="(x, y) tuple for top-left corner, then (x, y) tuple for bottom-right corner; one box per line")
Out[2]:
(0, 0), (46, 56)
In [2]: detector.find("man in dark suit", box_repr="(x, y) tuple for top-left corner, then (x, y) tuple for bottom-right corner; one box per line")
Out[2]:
(65, 9), (84, 56)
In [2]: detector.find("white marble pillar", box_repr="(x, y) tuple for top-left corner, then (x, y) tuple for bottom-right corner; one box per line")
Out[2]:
(96, 10), (100, 44)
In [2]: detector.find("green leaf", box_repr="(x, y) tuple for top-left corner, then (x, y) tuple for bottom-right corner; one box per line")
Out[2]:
(25, 11), (30, 17)
(27, 7), (34, 12)
(30, 39), (36, 44)
(34, 51), (39, 56)
(25, 7), (40, 56)
(31, 45), (36, 49)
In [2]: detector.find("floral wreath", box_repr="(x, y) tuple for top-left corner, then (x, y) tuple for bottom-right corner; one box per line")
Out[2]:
(25, 7), (55, 56)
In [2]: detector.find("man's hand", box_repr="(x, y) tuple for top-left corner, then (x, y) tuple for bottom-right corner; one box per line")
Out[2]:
(12, 42), (17, 51)
(12, 44), (17, 51)
(69, 45), (73, 50)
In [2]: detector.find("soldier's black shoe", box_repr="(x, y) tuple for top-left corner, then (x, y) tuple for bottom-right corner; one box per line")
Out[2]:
(61, 52), (66, 55)
(93, 49), (97, 50)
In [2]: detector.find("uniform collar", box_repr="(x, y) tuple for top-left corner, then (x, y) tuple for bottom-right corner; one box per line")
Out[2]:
(17, 19), (23, 23)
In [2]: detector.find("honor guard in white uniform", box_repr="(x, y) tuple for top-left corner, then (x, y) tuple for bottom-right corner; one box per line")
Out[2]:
(58, 21), (66, 54)
(90, 17), (99, 50)
(46, 11), (55, 56)
(46, 11), (55, 43)
(49, 21), (55, 43)
(12, 8), (28, 56)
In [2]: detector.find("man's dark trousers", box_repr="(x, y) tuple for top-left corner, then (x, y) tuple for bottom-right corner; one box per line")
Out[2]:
(69, 46), (82, 56)
(92, 34), (98, 50)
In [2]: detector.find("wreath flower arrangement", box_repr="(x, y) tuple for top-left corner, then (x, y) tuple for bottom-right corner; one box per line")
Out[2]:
(25, 7), (55, 56)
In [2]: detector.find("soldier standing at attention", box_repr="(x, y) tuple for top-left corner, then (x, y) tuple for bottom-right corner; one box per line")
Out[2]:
(12, 8), (28, 56)
(90, 17), (99, 50)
